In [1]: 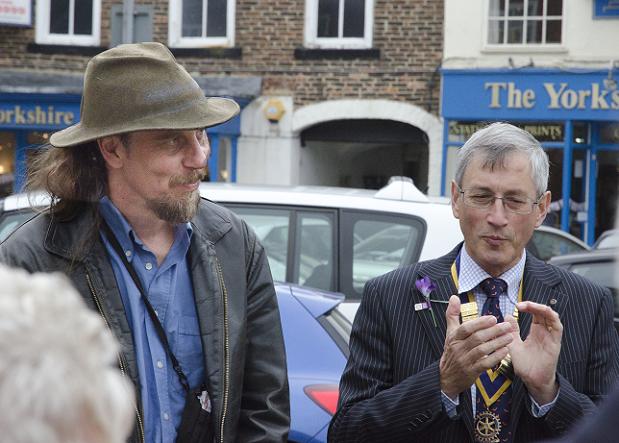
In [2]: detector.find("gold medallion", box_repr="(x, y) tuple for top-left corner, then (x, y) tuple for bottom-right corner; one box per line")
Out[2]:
(474, 411), (501, 443)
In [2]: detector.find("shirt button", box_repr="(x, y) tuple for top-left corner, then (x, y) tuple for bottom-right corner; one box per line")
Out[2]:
(125, 250), (132, 257)
(145, 262), (153, 270)
(157, 360), (163, 369)
(163, 413), (170, 421)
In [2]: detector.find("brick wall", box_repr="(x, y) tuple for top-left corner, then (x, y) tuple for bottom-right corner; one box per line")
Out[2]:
(0, 0), (443, 112)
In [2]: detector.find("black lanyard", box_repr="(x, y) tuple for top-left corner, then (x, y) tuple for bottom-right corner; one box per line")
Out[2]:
(100, 220), (191, 393)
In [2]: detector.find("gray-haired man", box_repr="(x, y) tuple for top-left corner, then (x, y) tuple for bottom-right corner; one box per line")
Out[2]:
(330, 123), (619, 443)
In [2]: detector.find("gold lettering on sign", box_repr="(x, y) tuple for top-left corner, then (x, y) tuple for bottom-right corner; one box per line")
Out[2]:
(485, 82), (507, 108)
(0, 105), (76, 126)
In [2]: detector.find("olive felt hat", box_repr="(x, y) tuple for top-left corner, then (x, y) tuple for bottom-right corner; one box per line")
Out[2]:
(50, 42), (240, 148)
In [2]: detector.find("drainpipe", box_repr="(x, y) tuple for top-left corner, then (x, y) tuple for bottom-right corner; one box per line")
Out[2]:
(122, 0), (134, 44)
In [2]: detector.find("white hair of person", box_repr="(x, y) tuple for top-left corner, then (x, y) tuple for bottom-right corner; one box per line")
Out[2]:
(0, 265), (134, 443)
(454, 122), (550, 197)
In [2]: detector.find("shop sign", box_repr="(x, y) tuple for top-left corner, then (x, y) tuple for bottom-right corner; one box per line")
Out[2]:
(0, 0), (31, 26)
(594, 0), (619, 18)
(0, 104), (78, 129)
(484, 82), (619, 111)
(449, 121), (564, 143)
(442, 70), (619, 122)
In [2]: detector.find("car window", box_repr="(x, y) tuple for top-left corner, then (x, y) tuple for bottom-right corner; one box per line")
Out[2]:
(530, 230), (587, 261)
(319, 306), (351, 357)
(352, 221), (416, 292)
(295, 213), (334, 291)
(225, 205), (336, 291)
(0, 211), (37, 242)
(228, 207), (290, 282)
(569, 260), (617, 291)
(595, 233), (619, 249)
(568, 260), (618, 315)
(341, 211), (424, 297)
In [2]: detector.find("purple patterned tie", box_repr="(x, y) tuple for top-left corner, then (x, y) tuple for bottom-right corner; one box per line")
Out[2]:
(479, 278), (507, 322)
(475, 277), (511, 443)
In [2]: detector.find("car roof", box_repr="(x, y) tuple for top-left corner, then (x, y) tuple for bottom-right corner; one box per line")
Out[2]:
(2, 180), (464, 261)
(548, 248), (618, 266)
(199, 181), (463, 261)
(593, 229), (619, 249)
(535, 224), (590, 250)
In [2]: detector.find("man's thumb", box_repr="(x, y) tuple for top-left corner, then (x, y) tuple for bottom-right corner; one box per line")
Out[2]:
(445, 295), (461, 331)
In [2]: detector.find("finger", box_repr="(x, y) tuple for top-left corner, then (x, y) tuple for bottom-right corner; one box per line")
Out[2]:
(467, 329), (514, 362)
(452, 315), (498, 341)
(504, 314), (521, 342)
(471, 346), (510, 374)
(445, 295), (461, 333)
(465, 321), (512, 346)
(517, 301), (563, 333)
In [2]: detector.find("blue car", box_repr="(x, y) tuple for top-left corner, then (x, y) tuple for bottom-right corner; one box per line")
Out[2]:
(275, 283), (350, 442)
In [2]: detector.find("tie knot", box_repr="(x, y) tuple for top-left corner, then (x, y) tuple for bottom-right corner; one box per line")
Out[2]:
(479, 278), (507, 298)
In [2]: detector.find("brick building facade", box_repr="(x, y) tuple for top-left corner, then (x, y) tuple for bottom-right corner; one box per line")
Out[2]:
(0, 0), (445, 194)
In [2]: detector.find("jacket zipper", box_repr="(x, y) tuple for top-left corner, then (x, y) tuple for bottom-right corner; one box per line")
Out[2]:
(86, 272), (145, 443)
(215, 257), (230, 443)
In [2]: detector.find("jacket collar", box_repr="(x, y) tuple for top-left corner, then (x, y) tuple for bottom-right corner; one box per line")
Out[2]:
(43, 198), (233, 260)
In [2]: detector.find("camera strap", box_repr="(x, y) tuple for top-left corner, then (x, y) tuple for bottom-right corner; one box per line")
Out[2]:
(100, 219), (191, 393)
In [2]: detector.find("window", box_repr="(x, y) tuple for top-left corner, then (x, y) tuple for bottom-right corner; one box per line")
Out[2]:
(168, 0), (235, 47)
(351, 220), (419, 292)
(305, 0), (374, 48)
(35, 0), (101, 46)
(487, 0), (563, 45)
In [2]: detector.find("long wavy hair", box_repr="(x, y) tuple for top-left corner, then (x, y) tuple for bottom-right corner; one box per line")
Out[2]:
(26, 141), (109, 220)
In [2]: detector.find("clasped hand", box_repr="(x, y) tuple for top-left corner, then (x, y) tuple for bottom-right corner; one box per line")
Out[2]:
(439, 295), (562, 404)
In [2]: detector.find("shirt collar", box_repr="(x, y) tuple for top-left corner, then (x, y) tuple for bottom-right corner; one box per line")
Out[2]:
(458, 244), (526, 300)
(98, 196), (193, 262)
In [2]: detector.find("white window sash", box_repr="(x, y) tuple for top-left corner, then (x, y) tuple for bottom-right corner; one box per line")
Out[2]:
(304, 0), (374, 49)
(35, 0), (101, 46)
(484, 0), (563, 46)
(168, 0), (236, 47)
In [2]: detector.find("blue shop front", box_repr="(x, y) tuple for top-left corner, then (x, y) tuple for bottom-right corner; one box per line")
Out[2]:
(441, 69), (619, 244)
(0, 92), (247, 197)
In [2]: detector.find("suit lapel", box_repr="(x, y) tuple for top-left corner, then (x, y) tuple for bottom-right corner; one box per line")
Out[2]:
(510, 254), (567, 435)
(412, 244), (476, 438)
(412, 247), (461, 359)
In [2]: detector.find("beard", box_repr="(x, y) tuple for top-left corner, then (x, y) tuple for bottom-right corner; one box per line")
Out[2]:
(146, 169), (205, 223)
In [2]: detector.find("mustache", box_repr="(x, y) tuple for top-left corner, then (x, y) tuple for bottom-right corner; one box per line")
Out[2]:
(169, 168), (207, 186)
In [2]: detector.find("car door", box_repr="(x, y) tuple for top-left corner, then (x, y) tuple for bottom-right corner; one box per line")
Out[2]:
(224, 204), (338, 291)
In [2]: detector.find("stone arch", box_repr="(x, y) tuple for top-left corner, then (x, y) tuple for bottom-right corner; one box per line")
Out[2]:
(292, 99), (443, 195)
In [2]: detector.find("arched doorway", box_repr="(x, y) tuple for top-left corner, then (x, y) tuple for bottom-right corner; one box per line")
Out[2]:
(293, 99), (443, 194)
(300, 119), (429, 191)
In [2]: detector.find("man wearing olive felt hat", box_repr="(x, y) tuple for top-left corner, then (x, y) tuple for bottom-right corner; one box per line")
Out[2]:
(0, 42), (290, 443)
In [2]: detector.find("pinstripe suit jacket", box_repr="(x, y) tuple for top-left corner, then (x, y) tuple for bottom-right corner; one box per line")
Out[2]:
(329, 244), (619, 443)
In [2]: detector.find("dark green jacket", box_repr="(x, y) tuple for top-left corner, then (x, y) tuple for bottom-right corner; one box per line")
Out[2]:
(0, 198), (290, 443)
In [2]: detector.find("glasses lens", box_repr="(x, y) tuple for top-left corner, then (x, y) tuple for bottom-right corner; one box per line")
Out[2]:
(462, 190), (534, 214)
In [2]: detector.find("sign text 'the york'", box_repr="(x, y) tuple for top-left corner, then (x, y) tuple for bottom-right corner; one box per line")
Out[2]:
(485, 82), (619, 110)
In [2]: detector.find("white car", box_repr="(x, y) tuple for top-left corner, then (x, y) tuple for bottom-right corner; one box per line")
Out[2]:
(198, 177), (463, 319)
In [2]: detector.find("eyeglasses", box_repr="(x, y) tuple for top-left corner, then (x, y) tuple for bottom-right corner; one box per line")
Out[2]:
(456, 184), (542, 215)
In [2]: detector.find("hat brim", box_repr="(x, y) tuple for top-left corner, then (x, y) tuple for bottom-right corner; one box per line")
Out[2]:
(50, 97), (240, 148)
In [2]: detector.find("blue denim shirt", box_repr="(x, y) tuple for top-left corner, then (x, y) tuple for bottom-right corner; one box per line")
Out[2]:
(99, 197), (205, 443)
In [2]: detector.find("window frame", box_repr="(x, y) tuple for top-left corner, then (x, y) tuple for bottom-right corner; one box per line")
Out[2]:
(304, 0), (374, 49)
(168, 0), (236, 48)
(35, 0), (101, 46)
(484, 0), (565, 49)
